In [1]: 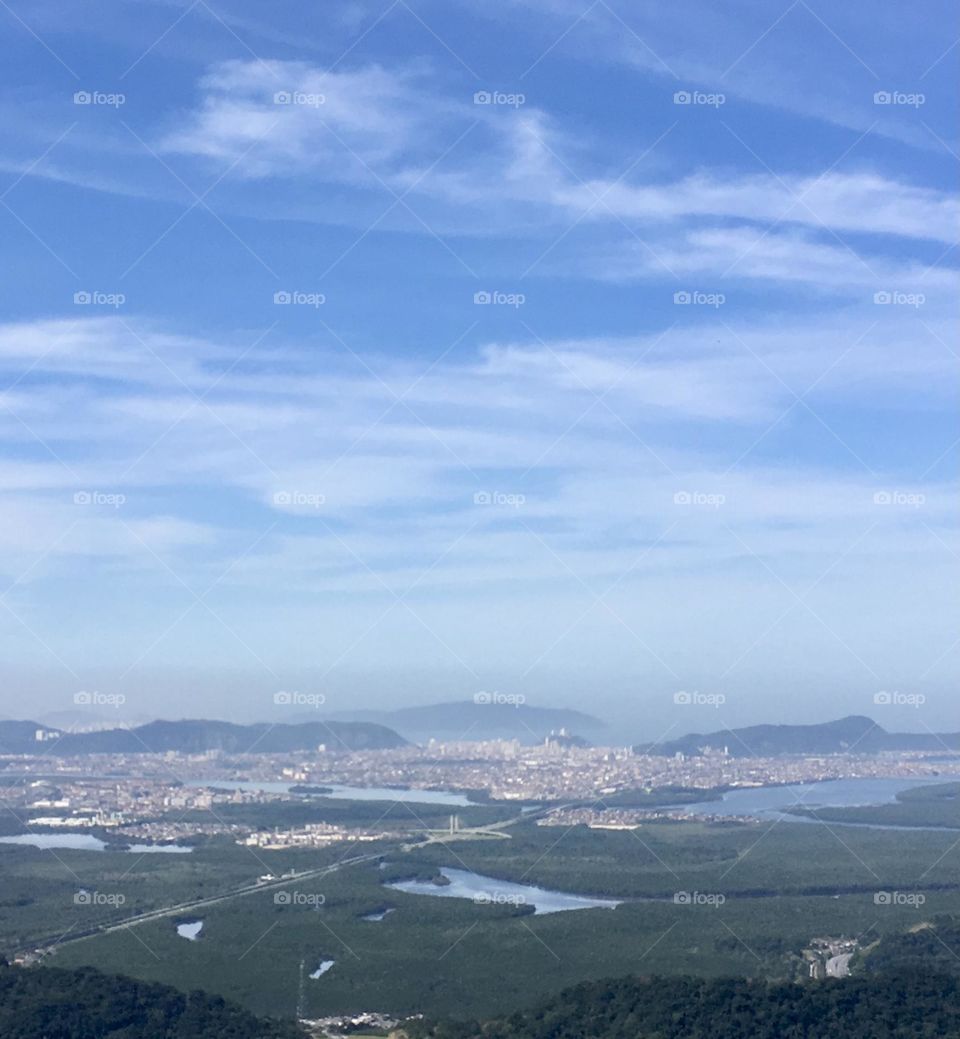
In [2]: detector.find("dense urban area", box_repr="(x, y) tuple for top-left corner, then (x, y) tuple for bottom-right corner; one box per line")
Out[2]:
(5, 734), (960, 846)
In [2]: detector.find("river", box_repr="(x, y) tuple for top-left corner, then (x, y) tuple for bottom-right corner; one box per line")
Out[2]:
(665, 776), (950, 824)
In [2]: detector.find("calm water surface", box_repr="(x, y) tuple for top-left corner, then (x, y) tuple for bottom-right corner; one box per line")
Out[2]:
(176, 920), (203, 940)
(387, 867), (621, 914)
(667, 777), (949, 823)
(0, 833), (191, 852)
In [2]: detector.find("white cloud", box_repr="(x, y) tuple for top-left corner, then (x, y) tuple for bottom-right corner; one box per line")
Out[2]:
(558, 171), (960, 244)
(591, 225), (960, 292)
(162, 60), (461, 180)
(160, 60), (959, 250)
(0, 314), (953, 566)
(0, 314), (953, 693)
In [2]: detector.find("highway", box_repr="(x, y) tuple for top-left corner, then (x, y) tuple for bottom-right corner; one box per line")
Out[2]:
(36, 852), (383, 953)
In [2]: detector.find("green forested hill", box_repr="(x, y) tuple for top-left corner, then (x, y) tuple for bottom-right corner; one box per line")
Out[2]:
(859, 917), (960, 976)
(412, 972), (960, 1039)
(0, 961), (303, 1038)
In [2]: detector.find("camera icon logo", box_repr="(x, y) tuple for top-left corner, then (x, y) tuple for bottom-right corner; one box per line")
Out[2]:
(673, 290), (691, 304)
(673, 891), (692, 904)
(473, 691), (492, 705)
(673, 91), (692, 104)
(74, 291), (91, 305)
(273, 290), (292, 304)
(74, 691), (92, 705)
(73, 91), (92, 105)
(873, 491), (891, 505)
(74, 891), (92, 905)
(874, 691), (892, 705)
(473, 91), (492, 104)
(473, 291), (491, 304)
(73, 491), (91, 505)
(673, 491), (691, 505)
(873, 291), (892, 304)
(274, 691), (292, 705)
(274, 91), (292, 105)
(274, 891), (292, 904)
(273, 491), (292, 506)
(873, 91), (892, 105)
(674, 691), (692, 705)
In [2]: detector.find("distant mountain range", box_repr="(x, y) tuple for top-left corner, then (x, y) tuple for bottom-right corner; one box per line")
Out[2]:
(5, 710), (955, 760)
(322, 700), (610, 746)
(0, 718), (406, 756)
(637, 714), (960, 758)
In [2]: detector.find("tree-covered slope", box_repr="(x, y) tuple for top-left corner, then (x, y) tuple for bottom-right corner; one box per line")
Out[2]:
(0, 961), (303, 1038)
(412, 972), (960, 1039)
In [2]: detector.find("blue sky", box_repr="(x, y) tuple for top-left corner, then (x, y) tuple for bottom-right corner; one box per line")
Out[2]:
(0, 0), (957, 737)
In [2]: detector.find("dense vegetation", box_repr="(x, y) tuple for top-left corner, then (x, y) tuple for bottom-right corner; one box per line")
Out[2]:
(859, 916), (960, 976)
(412, 972), (960, 1039)
(43, 817), (960, 1019)
(589, 785), (723, 807)
(0, 960), (302, 1038)
(7, 800), (960, 1019)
